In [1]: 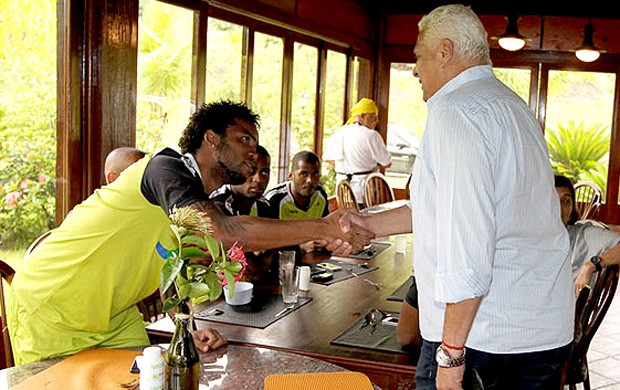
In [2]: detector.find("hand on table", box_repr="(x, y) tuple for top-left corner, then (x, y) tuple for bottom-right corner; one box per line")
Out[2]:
(192, 328), (228, 352)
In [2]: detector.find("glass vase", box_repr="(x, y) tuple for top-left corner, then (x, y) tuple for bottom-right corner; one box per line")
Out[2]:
(164, 302), (200, 390)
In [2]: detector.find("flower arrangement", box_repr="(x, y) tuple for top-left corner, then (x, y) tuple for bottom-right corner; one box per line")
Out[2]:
(160, 205), (247, 312)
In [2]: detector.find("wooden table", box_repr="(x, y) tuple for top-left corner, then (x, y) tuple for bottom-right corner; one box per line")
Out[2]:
(0, 344), (365, 389)
(148, 235), (417, 389)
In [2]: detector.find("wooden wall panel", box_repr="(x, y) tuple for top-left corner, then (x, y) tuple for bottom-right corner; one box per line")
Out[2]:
(297, 0), (373, 42)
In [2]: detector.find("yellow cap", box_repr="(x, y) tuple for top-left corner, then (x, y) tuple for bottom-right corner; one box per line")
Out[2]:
(346, 98), (378, 124)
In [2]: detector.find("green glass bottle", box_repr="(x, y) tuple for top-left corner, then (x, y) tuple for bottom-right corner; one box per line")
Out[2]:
(164, 302), (200, 390)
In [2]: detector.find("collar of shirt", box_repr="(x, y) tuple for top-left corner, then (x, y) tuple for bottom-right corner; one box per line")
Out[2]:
(182, 153), (202, 180)
(428, 65), (493, 107)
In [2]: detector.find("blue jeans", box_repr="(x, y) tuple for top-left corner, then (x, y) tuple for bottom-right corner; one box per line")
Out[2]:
(415, 340), (571, 390)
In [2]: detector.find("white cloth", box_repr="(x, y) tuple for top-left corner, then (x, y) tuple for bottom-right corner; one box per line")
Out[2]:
(411, 65), (573, 353)
(323, 123), (391, 203)
(567, 220), (620, 279)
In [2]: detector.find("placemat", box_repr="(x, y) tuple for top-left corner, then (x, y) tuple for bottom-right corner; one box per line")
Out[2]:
(343, 242), (391, 260)
(194, 294), (312, 328)
(387, 276), (414, 302)
(311, 259), (378, 286)
(331, 310), (407, 355)
(265, 371), (374, 390)
(12, 348), (140, 390)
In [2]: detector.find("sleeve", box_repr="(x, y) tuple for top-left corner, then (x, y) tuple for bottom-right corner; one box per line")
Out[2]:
(404, 276), (419, 309)
(141, 152), (209, 214)
(369, 132), (392, 166)
(431, 107), (495, 303)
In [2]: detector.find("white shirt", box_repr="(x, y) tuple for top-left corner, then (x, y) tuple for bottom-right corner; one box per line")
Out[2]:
(567, 220), (620, 279)
(411, 65), (573, 353)
(323, 123), (392, 203)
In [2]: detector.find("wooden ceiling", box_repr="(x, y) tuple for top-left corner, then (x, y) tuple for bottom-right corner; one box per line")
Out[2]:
(360, 1), (616, 19)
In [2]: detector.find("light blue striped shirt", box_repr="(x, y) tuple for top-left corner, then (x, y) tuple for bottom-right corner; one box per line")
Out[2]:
(411, 65), (573, 353)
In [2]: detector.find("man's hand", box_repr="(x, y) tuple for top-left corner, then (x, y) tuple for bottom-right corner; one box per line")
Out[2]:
(574, 262), (596, 297)
(436, 365), (465, 390)
(191, 328), (227, 352)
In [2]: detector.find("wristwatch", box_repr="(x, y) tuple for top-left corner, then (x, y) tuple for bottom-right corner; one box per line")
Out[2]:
(590, 255), (603, 272)
(435, 345), (466, 368)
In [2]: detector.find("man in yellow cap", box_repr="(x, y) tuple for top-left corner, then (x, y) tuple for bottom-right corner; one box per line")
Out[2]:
(323, 97), (391, 208)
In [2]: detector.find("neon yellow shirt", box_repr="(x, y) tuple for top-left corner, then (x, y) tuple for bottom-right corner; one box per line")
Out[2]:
(9, 157), (175, 364)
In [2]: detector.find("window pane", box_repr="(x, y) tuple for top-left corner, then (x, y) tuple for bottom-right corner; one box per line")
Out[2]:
(136, 0), (193, 152)
(0, 0), (57, 261)
(545, 70), (615, 202)
(322, 50), (347, 196)
(493, 67), (531, 103)
(290, 43), (318, 163)
(206, 18), (244, 102)
(252, 32), (283, 190)
(385, 63), (424, 188)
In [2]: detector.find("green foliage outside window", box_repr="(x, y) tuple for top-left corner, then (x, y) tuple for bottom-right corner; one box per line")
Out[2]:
(0, 0), (57, 250)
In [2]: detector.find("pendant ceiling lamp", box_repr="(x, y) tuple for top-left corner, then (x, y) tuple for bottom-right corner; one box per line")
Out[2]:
(575, 21), (601, 62)
(497, 15), (526, 51)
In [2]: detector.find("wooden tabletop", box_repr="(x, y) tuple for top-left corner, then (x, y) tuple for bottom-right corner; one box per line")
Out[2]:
(180, 235), (418, 389)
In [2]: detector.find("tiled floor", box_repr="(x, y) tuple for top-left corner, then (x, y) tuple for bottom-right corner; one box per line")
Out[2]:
(584, 289), (620, 389)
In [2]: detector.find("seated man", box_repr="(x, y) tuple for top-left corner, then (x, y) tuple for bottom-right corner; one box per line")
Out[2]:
(210, 145), (274, 281)
(104, 147), (146, 184)
(210, 145), (272, 218)
(8, 100), (372, 365)
(264, 151), (330, 253)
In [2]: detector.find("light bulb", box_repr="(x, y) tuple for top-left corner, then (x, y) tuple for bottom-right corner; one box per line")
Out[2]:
(498, 36), (526, 51)
(576, 48), (601, 62)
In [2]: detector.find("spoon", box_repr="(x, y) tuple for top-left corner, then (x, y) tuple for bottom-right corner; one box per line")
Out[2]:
(364, 279), (383, 290)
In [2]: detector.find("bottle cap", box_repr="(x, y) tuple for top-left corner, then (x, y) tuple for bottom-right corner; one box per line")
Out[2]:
(143, 346), (162, 359)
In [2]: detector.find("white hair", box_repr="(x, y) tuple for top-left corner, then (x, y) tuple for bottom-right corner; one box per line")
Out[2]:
(418, 4), (491, 65)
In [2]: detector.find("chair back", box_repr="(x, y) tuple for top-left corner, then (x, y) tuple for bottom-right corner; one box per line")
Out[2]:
(24, 230), (52, 263)
(0, 259), (15, 369)
(574, 181), (602, 220)
(363, 172), (394, 208)
(561, 264), (619, 389)
(336, 180), (359, 210)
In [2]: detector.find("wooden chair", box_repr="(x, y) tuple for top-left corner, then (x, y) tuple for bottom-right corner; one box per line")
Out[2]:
(363, 172), (395, 208)
(336, 180), (359, 210)
(561, 264), (619, 389)
(404, 173), (412, 200)
(138, 289), (166, 324)
(574, 181), (602, 221)
(0, 259), (15, 369)
(24, 230), (52, 263)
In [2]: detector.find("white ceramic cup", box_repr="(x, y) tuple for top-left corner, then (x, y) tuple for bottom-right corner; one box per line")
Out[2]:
(223, 281), (253, 305)
(298, 266), (311, 291)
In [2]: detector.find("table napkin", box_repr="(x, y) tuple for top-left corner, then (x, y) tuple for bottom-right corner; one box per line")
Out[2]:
(264, 371), (374, 389)
(12, 348), (140, 390)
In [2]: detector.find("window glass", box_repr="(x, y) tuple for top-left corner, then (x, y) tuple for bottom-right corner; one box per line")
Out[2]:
(0, 0), (57, 262)
(322, 50), (347, 196)
(290, 43), (318, 163)
(206, 18), (244, 102)
(545, 70), (615, 201)
(385, 63), (425, 188)
(493, 67), (531, 103)
(136, 0), (193, 152)
(252, 32), (283, 190)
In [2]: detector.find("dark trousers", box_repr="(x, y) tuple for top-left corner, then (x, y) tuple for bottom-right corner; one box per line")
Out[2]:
(415, 340), (571, 390)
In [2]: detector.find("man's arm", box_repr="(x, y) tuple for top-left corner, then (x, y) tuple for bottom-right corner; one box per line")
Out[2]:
(436, 297), (482, 389)
(189, 200), (374, 254)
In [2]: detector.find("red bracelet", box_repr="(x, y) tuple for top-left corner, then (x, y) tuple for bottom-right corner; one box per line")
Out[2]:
(441, 342), (465, 351)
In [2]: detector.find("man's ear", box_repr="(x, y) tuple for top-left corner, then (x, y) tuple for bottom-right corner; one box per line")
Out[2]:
(288, 171), (294, 180)
(106, 171), (118, 185)
(204, 130), (220, 148)
(439, 38), (453, 66)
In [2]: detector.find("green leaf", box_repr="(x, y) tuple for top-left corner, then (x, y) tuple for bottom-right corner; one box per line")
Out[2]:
(203, 272), (223, 301)
(181, 234), (206, 247)
(181, 246), (206, 259)
(163, 296), (181, 312)
(160, 255), (184, 293)
(178, 283), (191, 301)
(188, 281), (210, 298)
(226, 262), (243, 273)
(204, 234), (221, 259)
(224, 270), (235, 290)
